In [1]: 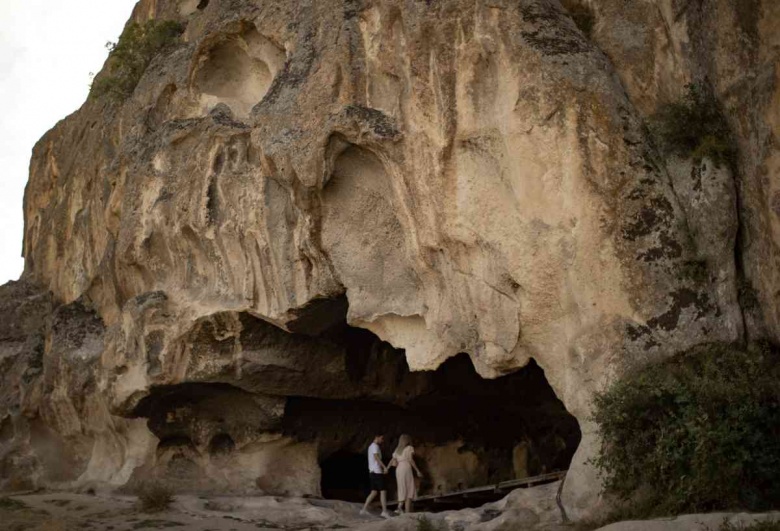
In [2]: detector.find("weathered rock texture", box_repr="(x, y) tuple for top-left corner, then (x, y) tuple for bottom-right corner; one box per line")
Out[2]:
(3, 0), (779, 521)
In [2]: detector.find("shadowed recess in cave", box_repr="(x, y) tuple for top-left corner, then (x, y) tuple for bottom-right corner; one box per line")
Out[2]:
(285, 354), (580, 503)
(128, 307), (580, 501)
(319, 450), (375, 502)
(209, 433), (236, 456)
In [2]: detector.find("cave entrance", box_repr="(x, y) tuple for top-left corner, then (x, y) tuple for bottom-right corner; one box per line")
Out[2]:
(126, 305), (580, 505)
(280, 321), (581, 508)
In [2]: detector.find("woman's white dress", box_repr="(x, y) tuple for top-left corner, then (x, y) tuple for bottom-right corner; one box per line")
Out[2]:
(393, 445), (417, 501)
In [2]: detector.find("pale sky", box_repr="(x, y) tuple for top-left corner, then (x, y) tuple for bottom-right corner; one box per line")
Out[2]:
(0, 0), (138, 284)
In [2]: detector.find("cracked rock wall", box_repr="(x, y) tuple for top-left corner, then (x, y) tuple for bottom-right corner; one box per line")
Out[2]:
(3, 0), (779, 519)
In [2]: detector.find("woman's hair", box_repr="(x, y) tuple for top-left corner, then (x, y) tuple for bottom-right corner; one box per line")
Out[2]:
(395, 433), (412, 454)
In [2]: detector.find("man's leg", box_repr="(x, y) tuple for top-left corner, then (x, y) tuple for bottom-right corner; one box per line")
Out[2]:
(361, 490), (377, 514)
(380, 490), (388, 513)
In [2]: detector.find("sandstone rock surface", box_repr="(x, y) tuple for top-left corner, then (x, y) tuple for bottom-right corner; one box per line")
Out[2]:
(597, 512), (780, 531)
(3, 487), (776, 531)
(3, 0), (780, 522)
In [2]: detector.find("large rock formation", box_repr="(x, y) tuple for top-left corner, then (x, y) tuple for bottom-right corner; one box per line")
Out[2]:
(3, 0), (779, 520)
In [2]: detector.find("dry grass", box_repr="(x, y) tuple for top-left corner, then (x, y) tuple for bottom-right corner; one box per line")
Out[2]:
(137, 482), (175, 513)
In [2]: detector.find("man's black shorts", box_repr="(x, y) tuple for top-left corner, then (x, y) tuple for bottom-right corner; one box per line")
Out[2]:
(369, 472), (386, 491)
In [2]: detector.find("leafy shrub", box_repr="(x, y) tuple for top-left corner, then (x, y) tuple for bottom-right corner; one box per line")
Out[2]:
(592, 342), (780, 516)
(137, 481), (174, 513)
(90, 20), (183, 100)
(650, 83), (736, 166)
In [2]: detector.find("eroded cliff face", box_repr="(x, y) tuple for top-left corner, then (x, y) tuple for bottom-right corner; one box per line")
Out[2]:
(0, 280), (580, 499)
(3, 0), (779, 519)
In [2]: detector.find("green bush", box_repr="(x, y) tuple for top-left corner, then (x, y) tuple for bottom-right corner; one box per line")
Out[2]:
(650, 83), (736, 166)
(90, 20), (183, 100)
(592, 342), (780, 516)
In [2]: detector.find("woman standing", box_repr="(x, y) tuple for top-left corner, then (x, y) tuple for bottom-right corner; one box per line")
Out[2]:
(391, 434), (423, 514)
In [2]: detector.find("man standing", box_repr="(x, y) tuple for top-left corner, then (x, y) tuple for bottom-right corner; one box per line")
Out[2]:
(360, 434), (391, 518)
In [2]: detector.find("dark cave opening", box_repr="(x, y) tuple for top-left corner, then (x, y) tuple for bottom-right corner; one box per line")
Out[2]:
(128, 306), (581, 504)
(320, 450), (376, 503)
(284, 348), (581, 504)
(157, 435), (195, 451)
(209, 433), (236, 456)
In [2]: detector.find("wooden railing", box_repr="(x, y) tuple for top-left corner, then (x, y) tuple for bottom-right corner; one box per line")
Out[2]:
(390, 470), (567, 506)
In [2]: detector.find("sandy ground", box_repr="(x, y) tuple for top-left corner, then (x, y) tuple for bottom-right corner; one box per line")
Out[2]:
(0, 482), (573, 531)
(0, 491), (381, 531)
(3, 488), (776, 531)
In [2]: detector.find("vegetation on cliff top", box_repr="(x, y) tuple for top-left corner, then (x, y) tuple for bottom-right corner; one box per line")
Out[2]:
(650, 83), (736, 167)
(90, 20), (183, 101)
(592, 342), (780, 517)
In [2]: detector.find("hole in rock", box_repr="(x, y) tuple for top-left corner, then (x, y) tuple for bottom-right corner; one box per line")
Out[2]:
(197, 0), (209, 9)
(0, 416), (13, 444)
(128, 307), (580, 505)
(193, 26), (285, 117)
(209, 433), (236, 456)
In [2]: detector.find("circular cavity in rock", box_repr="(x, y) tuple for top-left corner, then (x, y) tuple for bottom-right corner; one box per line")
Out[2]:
(193, 27), (285, 118)
(208, 433), (236, 456)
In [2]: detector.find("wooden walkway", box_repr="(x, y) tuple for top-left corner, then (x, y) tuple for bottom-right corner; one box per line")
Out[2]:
(392, 470), (567, 511)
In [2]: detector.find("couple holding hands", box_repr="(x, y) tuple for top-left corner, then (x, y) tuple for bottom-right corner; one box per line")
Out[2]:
(360, 433), (424, 518)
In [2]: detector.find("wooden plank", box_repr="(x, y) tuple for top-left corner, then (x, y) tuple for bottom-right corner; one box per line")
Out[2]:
(390, 470), (567, 506)
(494, 471), (566, 490)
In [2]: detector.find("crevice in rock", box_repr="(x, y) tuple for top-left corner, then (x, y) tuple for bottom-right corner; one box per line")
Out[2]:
(733, 173), (754, 346)
(0, 415), (14, 444)
(206, 177), (219, 225)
